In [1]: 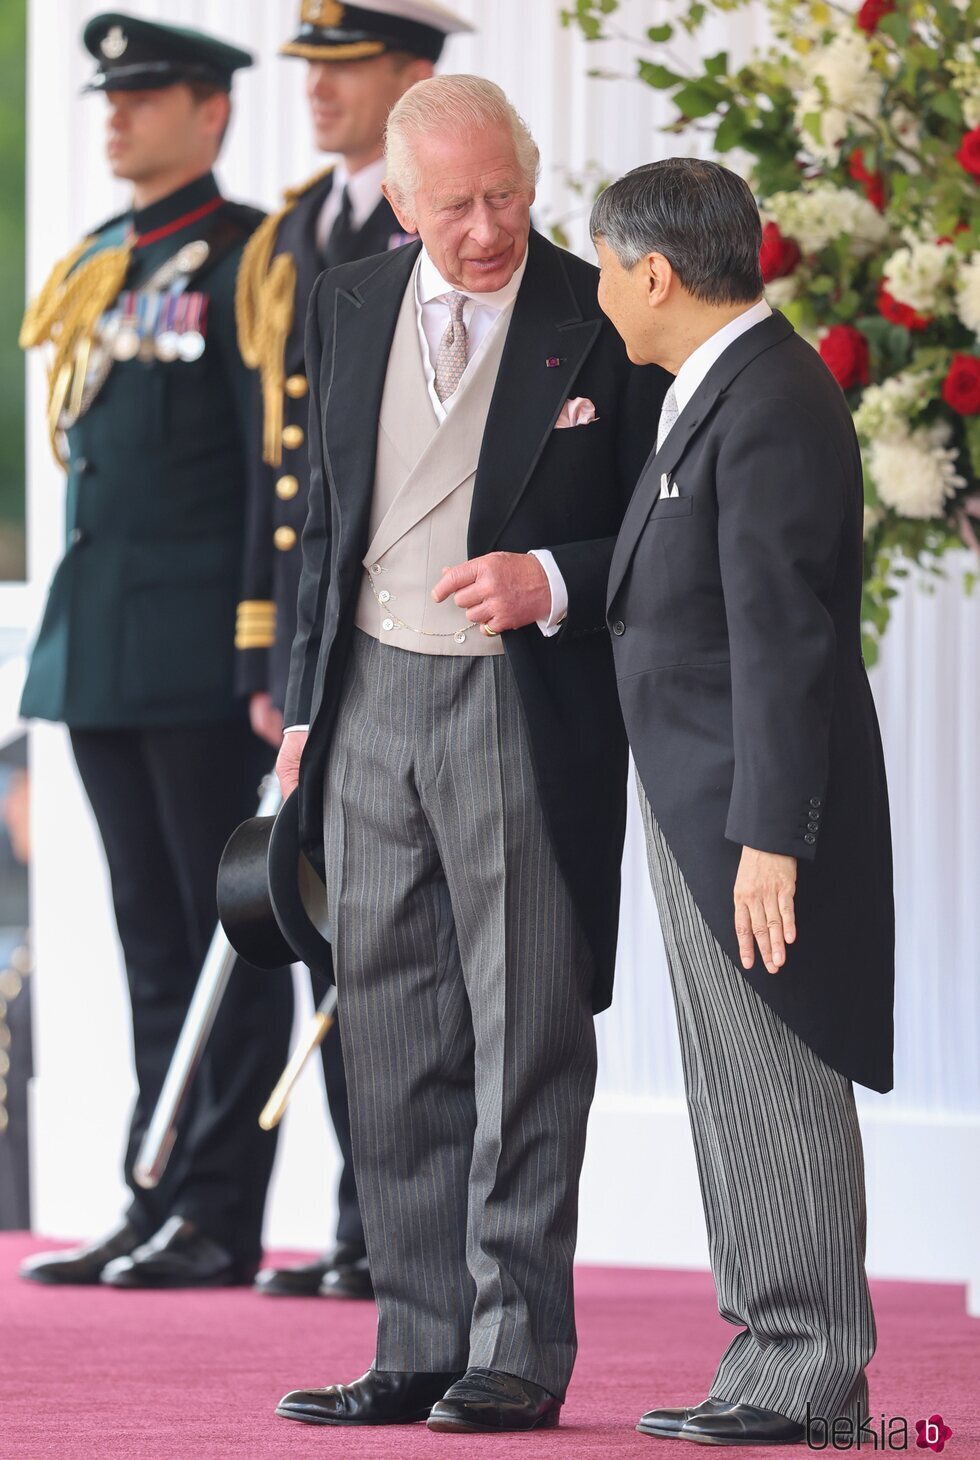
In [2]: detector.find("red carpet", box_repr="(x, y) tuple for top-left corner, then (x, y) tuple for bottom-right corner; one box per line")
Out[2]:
(3, 1234), (977, 1457)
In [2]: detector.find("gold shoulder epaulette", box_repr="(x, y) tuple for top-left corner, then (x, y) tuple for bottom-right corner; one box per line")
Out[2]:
(235, 164), (334, 468)
(20, 234), (133, 468)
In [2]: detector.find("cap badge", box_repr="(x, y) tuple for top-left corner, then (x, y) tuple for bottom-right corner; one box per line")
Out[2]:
(100, 25), (128, 60)
(302, 0), (345, 25)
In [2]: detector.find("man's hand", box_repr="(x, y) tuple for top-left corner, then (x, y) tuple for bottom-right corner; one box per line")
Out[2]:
(431, 552), (551, 634)
(734, 847), (797, 975)
(250, 692), (284, 748)
(276, 729), (308, 798)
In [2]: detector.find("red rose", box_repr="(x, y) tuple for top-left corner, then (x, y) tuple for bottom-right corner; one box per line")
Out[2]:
(942, 354), (980, 415)
(759, 222), (801, 283)
(955, 127), (980, 178)
(856, 0), (895, 31)
(819, 324), (871, 390)
(878, 283), (932, 331)
(848, 150), (886, 210)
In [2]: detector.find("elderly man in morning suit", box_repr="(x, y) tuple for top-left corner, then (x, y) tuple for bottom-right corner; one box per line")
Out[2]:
(273, 76), (666, 1432)
(596, 160), (894, 1448)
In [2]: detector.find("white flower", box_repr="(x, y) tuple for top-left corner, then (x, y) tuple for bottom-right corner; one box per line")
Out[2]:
(956, 253), (980, 336)
(764, 276), (799, 307)
(948, 40), (980, 127)
(765, 185), (888, 256)
(868, 422), (965, 520)
(795, 31), (882, 164)
(881, 241), (957, 315)
(863, 504), (885, 539)
(852, 370), (933, 441)
(888, 106), (922, 171)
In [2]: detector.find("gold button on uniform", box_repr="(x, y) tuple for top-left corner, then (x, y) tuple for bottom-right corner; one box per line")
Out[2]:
(282, 424), (305, 450)
(274, 526), (297, 552)
(285, 374), (308, 399)
(276, 475), (299, 501)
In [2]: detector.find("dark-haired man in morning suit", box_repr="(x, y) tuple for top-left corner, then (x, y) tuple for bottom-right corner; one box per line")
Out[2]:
(595, 158), (894, 1448)
(273, 75), (665, 1432)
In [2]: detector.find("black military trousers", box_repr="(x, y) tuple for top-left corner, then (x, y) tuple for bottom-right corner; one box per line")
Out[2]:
(69, 719), (293, 1263)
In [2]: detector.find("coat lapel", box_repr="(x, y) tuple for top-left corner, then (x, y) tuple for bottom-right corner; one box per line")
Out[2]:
(322, 242), (422, 556)
(468, 231), (601, 555)
(607, 311), (794, 608)
(282, 172), (334, 373)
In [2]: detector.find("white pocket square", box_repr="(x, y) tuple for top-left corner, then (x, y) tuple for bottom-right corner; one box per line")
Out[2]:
(659, 474), (680, 499)
(554, 397), (598, 429)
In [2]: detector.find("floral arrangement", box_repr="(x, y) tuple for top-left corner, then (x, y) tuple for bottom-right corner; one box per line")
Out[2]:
(561, 0), (980, 662)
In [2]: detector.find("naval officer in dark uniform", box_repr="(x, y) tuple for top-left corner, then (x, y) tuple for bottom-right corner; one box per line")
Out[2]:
(19, 13), (293, 1289)
(235, 0), (472, 1300)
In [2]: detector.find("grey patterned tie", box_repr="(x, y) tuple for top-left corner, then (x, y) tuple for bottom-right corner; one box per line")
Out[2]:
(434, 292), (469, 404)
(657, 382), (679, 452)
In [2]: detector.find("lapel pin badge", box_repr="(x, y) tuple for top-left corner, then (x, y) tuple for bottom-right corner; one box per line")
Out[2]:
(545, 356), (563, 368)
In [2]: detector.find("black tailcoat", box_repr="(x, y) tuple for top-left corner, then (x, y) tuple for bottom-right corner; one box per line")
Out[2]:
(607, 312), (895, 1092)
(284, 230), (668, 1010)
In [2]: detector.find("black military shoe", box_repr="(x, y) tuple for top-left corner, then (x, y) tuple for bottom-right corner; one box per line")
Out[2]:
(19, 1219), (141, 1286)
(255, 1241), (370, 1298)
(276, 1368), (464, 1426)
(677, 1401), (805, 1446)
(637, 1396), (734, 1436)
(427, 1368), (562, 1433)
(100, 1216), (257, 1289)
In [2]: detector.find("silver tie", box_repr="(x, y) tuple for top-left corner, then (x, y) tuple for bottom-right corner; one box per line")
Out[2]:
(434, 292), (469, 404)
(656, 382), (679, 452)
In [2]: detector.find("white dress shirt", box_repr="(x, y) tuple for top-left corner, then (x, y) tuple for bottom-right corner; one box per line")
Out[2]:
(670, 298), (772, 414)
(413, 247), (567, 636)
(315, 155), (388, 252)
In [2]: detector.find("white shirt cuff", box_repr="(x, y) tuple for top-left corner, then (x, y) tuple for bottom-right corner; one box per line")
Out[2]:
(529, 548), (568, 637)
(283, 724), (309, 734)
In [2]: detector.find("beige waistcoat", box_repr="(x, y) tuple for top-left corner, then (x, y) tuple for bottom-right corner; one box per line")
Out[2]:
(353, 272), (513, 656)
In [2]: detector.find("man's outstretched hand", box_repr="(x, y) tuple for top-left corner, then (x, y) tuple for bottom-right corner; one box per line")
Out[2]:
(432, 552), (551, 634)
(276, 729), (308, 797)
(734, 847), (797, 975)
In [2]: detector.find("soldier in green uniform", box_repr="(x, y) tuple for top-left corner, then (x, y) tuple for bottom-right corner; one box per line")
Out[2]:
(235, 0), (472, 1301)
(18, 13), (293, 1289)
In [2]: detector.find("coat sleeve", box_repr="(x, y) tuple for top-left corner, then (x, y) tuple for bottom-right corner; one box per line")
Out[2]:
(283, 276), (331, 727)
(716, 396), (847, 861)
(548, 356), (667, 640)
(234, 370), (275, 696)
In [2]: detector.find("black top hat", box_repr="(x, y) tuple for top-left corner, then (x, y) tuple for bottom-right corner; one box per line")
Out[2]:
(83, 12), (254, 94)
(217, 791), (333, 976)
(280, 0), (473, 64)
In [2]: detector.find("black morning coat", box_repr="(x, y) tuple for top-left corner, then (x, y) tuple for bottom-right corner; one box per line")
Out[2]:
(607, 311), (895, 1093)
(236, 169), (410, 709)
(283, 229), (669, 1011)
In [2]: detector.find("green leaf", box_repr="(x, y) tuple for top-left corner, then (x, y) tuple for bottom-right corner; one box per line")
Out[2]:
(800, 111), (824, 145)
(705, 51), (729, 78)
(673, 81), (726, 121)
(876, 10), (911, 44)
(646, 23), (673, 42)
(931, 90), (965, 125)
(637, 60), (683, 89)
(713, 106), (746, 152)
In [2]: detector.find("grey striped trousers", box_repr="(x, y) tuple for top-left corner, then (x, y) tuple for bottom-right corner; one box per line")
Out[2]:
(638, 780), (876, 1425)
(322, 629), (598, 1398)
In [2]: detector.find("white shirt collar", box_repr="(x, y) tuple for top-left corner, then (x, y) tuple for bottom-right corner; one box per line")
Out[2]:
(331, 155), (387, 230)
(671, 299), (773, 415)
(417, 242), (529, 313)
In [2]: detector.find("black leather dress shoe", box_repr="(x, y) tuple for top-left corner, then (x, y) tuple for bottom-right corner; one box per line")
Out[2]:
(677, 1402), (805, 1446)
(254, 1242), (371, 1298)
(100, 1217), (257, 1289)
(637, 1397), (734, 1436)
(276, 1368), (464, 1426)
(427, 1368), (562, 1433)
(19, 1220), (141, 1285)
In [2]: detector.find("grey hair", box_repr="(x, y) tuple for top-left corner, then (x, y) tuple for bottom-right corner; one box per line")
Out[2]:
(591, 158), (764, 306)
(384, 74), (540, 208)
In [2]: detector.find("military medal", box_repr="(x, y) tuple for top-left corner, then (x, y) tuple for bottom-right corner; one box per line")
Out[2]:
(113, 291), (140, 360)
(155, 293), (181, 361)
(177, 293), (207, 361)
(138, 293), (162, 361)
(174, 240), (209, 275)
